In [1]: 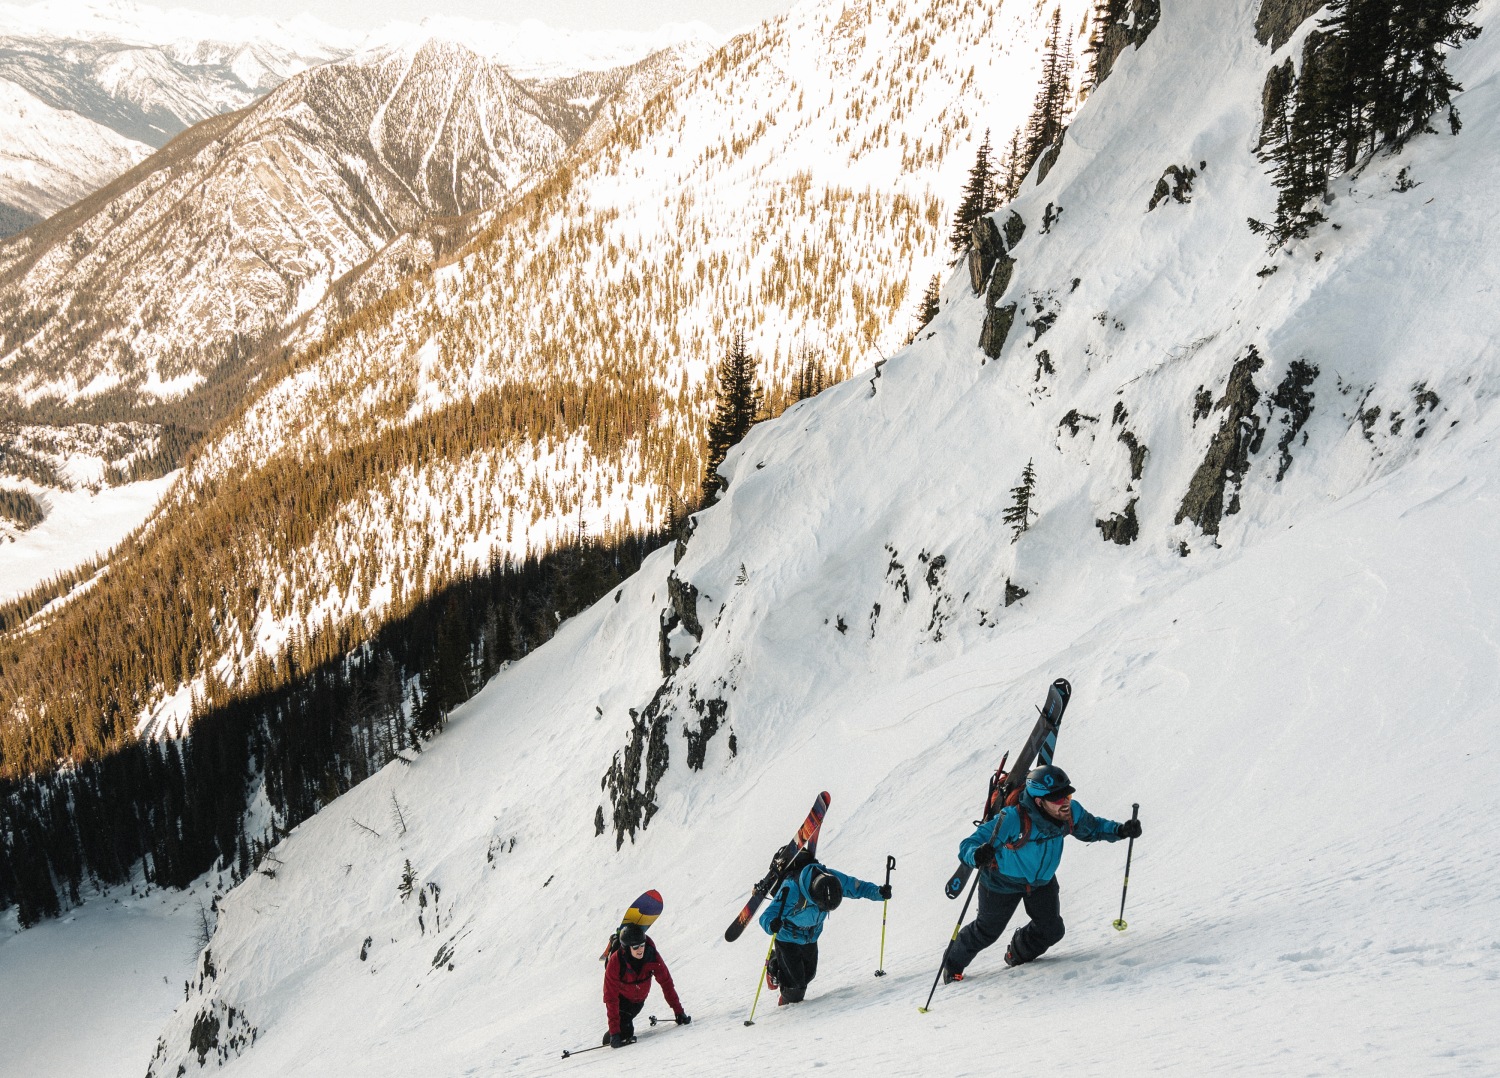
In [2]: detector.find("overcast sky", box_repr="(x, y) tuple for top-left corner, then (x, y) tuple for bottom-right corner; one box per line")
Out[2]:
(172, 0), (798, 34)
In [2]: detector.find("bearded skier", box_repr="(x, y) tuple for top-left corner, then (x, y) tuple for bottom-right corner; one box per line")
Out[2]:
(941, 765), (1140, 981)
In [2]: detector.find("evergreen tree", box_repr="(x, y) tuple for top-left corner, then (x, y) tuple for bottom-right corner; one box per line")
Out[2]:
(998, 128), (1026, 202)
(1319, 0), (1392, 169)
(1381, 0), (1480, 149)
(1084, 0), (1128, 91)
(1252, 36), (1341, 246)
(1022, 9), (1075, 179)
(1004, 459), (1039, 542)
(700, 331), (762, 505)
(791, 341), (827, 402)
(949, 130), (998, 252)
(1251, 0), (1479, 249)
(911, 274), (942, 341)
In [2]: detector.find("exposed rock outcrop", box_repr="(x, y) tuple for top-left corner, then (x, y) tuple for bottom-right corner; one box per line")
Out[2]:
(1175, 347), (1267, 536)
(1092, 0), (1162, 86)
(1255, 0), (1327, 52)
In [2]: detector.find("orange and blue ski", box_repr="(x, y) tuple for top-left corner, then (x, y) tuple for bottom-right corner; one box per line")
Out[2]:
(724, 792), (830, 943)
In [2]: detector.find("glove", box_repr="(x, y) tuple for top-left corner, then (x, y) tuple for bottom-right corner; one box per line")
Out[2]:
(878, 884), (892, 901)
(768, 917), (783, 934)
(974, 844), (997, 871)
(1118, 818), (1142, 839)
(674, 1013), (691, 1025)
(609, 1033), (626, 1049)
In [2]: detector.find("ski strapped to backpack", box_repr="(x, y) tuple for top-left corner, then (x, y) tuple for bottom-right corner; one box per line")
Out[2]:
(943, 678), (1070, 899)
(724, 792), (831, 942)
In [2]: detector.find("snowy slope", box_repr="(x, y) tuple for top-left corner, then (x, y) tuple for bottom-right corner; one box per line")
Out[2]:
(0, 76), (148, 233)
(0, 471), (174, 602)
(105, 0), (1500, 1075)
(0, 883), (203, 1078)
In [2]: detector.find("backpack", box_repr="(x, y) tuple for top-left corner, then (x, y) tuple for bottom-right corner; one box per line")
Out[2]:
(983, 770), (1071, 851)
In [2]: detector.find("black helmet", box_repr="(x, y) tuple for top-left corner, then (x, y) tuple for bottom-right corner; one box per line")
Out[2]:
(618, 923), (647, 948)
(809, 870), (843, 912)
(1025, 764), (1075, 800)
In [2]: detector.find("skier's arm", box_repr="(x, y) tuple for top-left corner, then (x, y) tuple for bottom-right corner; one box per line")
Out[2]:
(650, 951), (685, 1015)
(758, 882), (792, 935)
(603, 951), (624, 1034)
(826, 866), (883, 902)
(1069, 801), (1124, 842)
(959, 812), (1012, 865)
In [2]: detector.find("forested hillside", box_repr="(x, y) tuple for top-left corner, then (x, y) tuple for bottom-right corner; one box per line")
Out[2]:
(1, 0), (1099, 920)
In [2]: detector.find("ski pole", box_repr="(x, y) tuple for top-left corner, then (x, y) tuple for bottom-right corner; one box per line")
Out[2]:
(744, 939), (775, 1026)
(1112, 803), (1140, 931)
(561, 1016), (666, 1058)
(875, 854), (896, 976)
(919, 873), (978, 1013)
(560, 1043), (605, 1059)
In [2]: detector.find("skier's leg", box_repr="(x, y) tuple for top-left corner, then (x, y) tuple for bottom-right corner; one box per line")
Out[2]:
(776, 940), (817, 1003)
(618, 997), (644, 1039)
(1009, 878), (1065, 963)
(943, 886), (1022, 973)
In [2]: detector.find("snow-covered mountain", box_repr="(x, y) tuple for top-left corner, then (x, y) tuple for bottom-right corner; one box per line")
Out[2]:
(2, 0), (1474, 1073)
(0, 37), (694, 412)
(0, 2), (720, 236)
(0, 2), (356, 232)
(0, 75), (148, 233)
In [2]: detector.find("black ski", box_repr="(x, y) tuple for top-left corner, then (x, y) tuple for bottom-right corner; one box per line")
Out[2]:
(943, 678), (1070, 899)
(724, 792), (830, 942)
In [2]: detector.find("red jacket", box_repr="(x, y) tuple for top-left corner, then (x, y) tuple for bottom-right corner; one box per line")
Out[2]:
(603, 937), (682, 1033)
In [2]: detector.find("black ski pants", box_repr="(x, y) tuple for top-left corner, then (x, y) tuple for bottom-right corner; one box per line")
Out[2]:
(771, 939), (819, 1003)
(943, 877), (1065, 973)
(603, 996), (643, 1043)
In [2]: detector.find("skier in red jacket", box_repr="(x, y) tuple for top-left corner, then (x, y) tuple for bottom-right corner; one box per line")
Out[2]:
(603, 923), (690, 1048)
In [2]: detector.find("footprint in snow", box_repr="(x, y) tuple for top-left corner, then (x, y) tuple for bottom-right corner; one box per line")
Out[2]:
(1277, 948), (1330, 963)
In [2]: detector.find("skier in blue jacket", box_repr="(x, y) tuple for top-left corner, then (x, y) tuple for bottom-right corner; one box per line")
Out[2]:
(942, 765), (1140, 982)
(759, 861), (890, 1004)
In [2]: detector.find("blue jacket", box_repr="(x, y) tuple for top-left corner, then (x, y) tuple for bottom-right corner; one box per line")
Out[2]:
(960, 798), (1124, 893)
(759, 863), (883, 944)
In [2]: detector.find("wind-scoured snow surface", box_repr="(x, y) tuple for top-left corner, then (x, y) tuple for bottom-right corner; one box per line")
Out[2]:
(8, 0), (1500, 1073)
